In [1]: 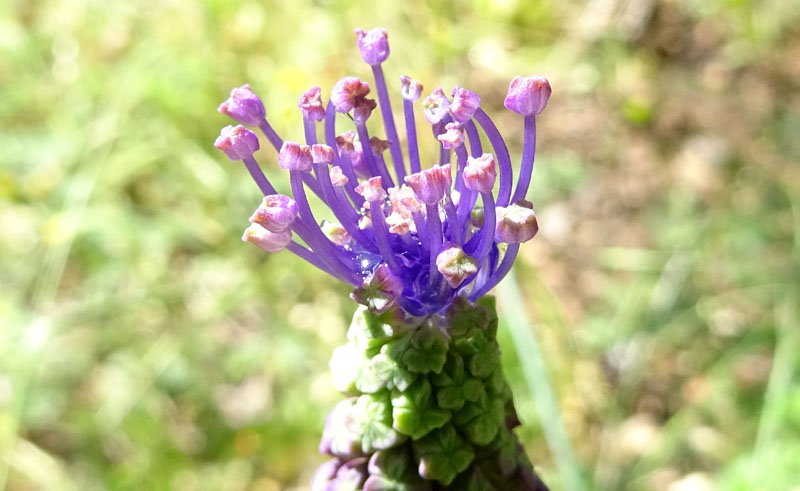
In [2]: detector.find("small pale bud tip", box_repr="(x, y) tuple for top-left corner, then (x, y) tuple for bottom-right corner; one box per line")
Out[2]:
(311, 144), (335, 164)
(355, 176), (386, 203)
(504, 75), (551, 116)
(437, 122), (465, 149)
(436, 246), (478, 288)
(355, 27), (390, 66)
(278, 141), (313, 172)
(404, 164), (452, 205)
(422, 86), (451, 124)
(214, 125), (260, 161)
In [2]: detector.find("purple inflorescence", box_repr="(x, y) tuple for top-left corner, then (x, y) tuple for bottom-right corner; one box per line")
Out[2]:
(215, 28), (550, 316)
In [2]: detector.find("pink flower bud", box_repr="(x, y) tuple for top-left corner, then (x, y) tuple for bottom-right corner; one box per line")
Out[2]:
(336, 131), (368, 178)
(495, 202), (539, 243)
(330, 166), (349, 187)
(463, 153), (497, 193)
(242, 223), (292, 253)
(400, 75), (423, 102)
(449, 86), (481, 123)
(436, 246), (478, 288)
(422, 86), (451, 124)
(355, 28), (390, 66)
(330, 77), (371, 113)
(352, 97), (377, 125)
(368, 137), (392, 156)
(217, 84), (265, 126)
(404, 164), (452, 205)
(278, 141), (313, 172)
(355, 176), (386, 203)
(311, 144), (335, 164)
(437, 122), (464, 149)
(248, 194), (299, 233)
(214, 125), (260, 161)
(504, 75), (551, 116)
(298, 86), (326, 122)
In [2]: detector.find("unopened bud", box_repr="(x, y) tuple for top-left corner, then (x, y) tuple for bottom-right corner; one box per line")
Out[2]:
(495, 201), (539, 243)
(355, 176), (386, 203)
(311, 143), (335, 164)
(331, 77), (371, 113)
(298, 86), (326, 122)
(355, 28), (390, 66)
(462, 153), (497, 193)
(368, 137), (392, 156)
(400, 75), (423, 102)
(249, 194), (299, 233)
(242, 223), (292, 253)
(436, 246), (478, 288)
(321, 221), (352, 246)
(278, 141), (313, 172)
(330, 166), (349, 186)
(404, 164), (452, 205)
(504, 75), (551, 116)
(214, 125), (260, 161)
(422, 86), (450, 124)
(353, 97), (378, 125)
(449, 86), (481, 123)
(437, 122), (464, 149)
(217, 84), (265, 126)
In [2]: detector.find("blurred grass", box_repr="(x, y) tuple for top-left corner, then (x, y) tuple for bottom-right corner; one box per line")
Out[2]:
(1, 0), (799, 490)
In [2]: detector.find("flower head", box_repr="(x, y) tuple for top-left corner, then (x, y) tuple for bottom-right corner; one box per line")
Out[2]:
(217, 28), (550, 315)
(217, 84), (266, 126)
(504, 75), (551, 116)
(214, 125), (259, 161)
(355, 28), (390, 66)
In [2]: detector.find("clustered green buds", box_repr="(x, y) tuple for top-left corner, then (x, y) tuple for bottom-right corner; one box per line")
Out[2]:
(314, 298), (547, 490)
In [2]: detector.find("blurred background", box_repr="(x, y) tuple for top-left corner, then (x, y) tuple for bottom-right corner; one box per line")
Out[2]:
(1, 0), (799, 489)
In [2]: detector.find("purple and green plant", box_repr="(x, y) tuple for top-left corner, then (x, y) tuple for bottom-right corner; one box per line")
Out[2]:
(215, 27), (551, 490)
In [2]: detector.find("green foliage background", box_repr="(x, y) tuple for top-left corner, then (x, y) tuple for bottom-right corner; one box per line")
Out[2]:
(1, 0), (798, 489)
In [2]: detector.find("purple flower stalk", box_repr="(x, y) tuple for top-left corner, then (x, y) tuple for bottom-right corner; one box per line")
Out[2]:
(215, 29), (550, 316)
(216, 29), (552, 490)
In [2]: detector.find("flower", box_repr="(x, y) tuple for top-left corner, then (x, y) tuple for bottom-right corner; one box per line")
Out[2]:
(215, 27), (549, 316)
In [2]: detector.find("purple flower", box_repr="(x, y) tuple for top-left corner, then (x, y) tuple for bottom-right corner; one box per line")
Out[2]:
(355, 28), (390, 66)
(504, 76), (551, 116)
(217, 84), (266, 126)
(216, 27), (550, 314)
(214, 125), (259, 161)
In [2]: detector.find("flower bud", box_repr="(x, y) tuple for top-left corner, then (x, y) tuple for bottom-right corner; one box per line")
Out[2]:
(449, 86), (481, 123)
(311, 143), (335, 164)
(331, 77), (371, 113)
(404, 164), (452, 205)
(400, 75), (423, 102)
(217, 84), (265, 126)
(336, 130), (368, 178)
(214, 125), (260, 161)
(437, 122), (464, 149)
(278, 141), (313, 172)
(330, 166), (349, 187)
(368, 137), (392, 156)
(436, 246), (478, 288)
(355, 28), (390, 66)
(353, 97), (378, 125)
(355, 176), (386, 203)
(504, 75), (551, 116)
(249, 194), (299, 233)
(242, 223), (292, 253)
(462, 153), (497, 193)
(495, 201), (539, 243)
(422, 86), (451, 124)
(298, 86), (326, 122)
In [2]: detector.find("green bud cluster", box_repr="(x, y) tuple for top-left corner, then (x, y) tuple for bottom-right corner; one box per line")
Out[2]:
(316, 297), (547, 490)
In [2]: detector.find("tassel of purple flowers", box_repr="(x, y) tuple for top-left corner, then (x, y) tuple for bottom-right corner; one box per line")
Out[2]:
(215, 27), (551, 490)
